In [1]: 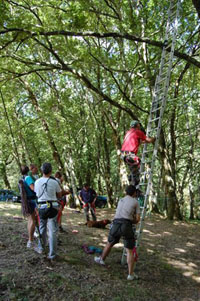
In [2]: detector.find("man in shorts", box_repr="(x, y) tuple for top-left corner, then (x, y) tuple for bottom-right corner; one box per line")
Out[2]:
(94, 185), (140, 280)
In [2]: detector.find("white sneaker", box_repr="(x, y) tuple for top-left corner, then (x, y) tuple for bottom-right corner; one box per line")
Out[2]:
(34, 246), (43, 254)
(34, 231), (39, 238)
(127, 273), (138, 280)
(94, 256), (105, 265)
(27, 240), (34, 248)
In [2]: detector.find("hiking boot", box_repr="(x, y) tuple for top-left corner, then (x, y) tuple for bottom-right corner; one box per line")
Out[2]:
(94, 256), (105, 265)
(34, 246), (43, 254)
(59, 226), (64, 233)
(48, 255), (62, 263)
(127, 273), (138, 280)
(27, 240), (35, 248)
(59, 226), (67, 233)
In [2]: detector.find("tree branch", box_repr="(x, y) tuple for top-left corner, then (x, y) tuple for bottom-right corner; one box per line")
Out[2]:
(1, 29), (200, 68)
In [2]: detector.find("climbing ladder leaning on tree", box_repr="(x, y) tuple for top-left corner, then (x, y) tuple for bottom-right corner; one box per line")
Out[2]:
(121, 0), (181, 266)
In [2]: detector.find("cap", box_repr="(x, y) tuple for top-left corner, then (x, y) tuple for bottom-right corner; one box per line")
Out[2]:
(130, 120), (139, 128)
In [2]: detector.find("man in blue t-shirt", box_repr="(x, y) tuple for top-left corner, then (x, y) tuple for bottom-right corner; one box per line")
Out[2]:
(79, 184), (97, 222)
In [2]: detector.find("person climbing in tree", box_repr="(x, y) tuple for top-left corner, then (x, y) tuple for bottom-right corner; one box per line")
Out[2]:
(121, 120), (155, 185)
(94, 185), (140, 280)
(79, 184), (97, 222)
(54, 171), (70, 233)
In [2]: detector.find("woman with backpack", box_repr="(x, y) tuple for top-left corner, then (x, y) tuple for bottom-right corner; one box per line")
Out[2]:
(20, 165), (38, 248)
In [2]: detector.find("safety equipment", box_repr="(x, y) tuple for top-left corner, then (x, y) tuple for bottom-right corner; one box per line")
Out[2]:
(130, 120), (139, 128)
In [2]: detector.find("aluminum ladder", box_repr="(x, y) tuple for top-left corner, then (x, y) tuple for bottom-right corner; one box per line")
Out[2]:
(121, 0), (181, 265)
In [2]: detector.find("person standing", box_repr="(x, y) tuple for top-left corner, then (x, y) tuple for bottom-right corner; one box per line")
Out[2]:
(54, 171), (70, 232)
(94, 185), (140, 280)
(79, 184), (97, 222)
(34, 163), (62, 260)
(20, 165), (38, 248)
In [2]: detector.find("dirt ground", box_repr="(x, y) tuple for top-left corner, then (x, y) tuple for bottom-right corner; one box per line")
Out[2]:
(0, 202), (200, 301)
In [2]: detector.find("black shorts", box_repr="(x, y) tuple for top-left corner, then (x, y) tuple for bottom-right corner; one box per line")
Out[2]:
(108, 219), (136, 249)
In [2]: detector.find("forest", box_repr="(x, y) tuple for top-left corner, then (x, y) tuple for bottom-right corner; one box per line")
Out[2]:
(0, 0), (200, 220)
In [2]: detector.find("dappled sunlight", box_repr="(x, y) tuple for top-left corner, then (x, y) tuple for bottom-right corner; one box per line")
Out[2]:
(146, 248), (154, 254)
(191, 275), (200, 283)
(166, 258), (200, 284)
(145, 222), (155, 226)
(174, 248), (186, 253)
(163, 231), (172, 236)
(113, 242), (124, 248)
(143, 229), (162, 237)
(4, 213), (14, 217)
(1, 206), (200, 300)
(143, 229), (153, 234)
(145, 242), (156, 248)
(186, 242), (196, 247)
(0, 203), (19, 209)
(140, 215), (200, 287)
(188, 262), (198, 268)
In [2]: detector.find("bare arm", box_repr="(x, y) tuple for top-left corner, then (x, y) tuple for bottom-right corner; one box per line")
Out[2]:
(132, 213), (140, 224)
(145, 137), (156, 144)
(61, 188), (70, 196)
(135, 214), (140, 224)
(56, 191), (62, 199)
(29, 184), (34, 191)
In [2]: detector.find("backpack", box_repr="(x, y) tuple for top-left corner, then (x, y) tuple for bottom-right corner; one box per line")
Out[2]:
(18, 176), (36, 216)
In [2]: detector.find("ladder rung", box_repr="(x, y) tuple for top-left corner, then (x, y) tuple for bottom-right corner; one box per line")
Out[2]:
(155, 83), (165, 90)
(152, 101), (162, 108)
(170, 9), (177, 17)
(141, 160), (152, 164)
(171, 3), (177, 10)
(152, 99), (163, 105)
(139, 182), (148, 186)
(156, 77), (166, 84)
(151, 106), (161, 113)
(148, 128), (158, 133)
(144, 149), (153, 154)
(165, 44), (172, 51)
(160, 70), (169, 77)
(150, 116), (160, 123)
(162, 61), (171, 68)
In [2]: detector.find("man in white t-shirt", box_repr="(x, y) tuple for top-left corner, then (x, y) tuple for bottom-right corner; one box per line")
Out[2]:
(94, 185), (140, 280)
(34, 162), (62, 260)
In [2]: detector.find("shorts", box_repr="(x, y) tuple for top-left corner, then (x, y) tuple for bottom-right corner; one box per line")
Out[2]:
(108, 219), (136, 249)
(28, 199), (37, 214)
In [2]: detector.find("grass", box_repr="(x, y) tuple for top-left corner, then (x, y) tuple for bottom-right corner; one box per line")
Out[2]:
(0, 203), (200, 301)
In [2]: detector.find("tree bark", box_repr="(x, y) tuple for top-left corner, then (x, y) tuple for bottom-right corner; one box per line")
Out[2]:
(20, 80), (67, 178)
(192, 0), (200, 18)
(1, 163), (11, 189)
(159, 130), (176, 219)
(101, 114), (114, 207)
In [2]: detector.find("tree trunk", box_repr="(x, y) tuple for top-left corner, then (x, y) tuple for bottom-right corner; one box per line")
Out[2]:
(20, 80), (67, 178)
(102, 114), (114, 207)
(192, 0), (200, 18)
(159, 130), (176, 219)
(189, 183), (195, 219)
(65, 152), (80, 208)
(1, 163), (11, 189)
(0, 90), (22, 170)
